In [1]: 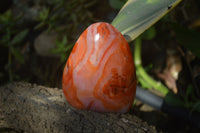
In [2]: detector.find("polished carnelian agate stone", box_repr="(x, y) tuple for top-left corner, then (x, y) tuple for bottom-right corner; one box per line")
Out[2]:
(62, 22), (137, 113)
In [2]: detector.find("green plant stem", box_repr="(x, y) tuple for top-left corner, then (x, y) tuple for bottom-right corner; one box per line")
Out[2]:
(134, 38), (169, 95)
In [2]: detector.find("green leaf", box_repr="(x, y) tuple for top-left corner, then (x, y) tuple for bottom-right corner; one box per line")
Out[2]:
(49, 36), (74, 62)
(111, 0), (181, 42)
(144, 64), (153, 72)
(141, 26), (156, 40)
(0, 10), (12, 23)
(10, 47), (24, 64)
(109, 0), (127, 9)
(38, 8), (49, 21)
(10, 29), (29, 45)
(50, 36), (73, 54)
(34, 22), (45, 30)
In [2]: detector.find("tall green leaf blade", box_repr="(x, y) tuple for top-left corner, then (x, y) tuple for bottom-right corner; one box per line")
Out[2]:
(112, 0), (181, 42)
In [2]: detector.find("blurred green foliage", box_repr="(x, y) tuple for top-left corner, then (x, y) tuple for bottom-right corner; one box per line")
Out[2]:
(35, 0), (95, 34)
(49, 36), (74, 63)
(0, 0), (96, 84)
(0, 10), (29, 81)
(34, 0), (96, 62)
(134, 32), (169, 96)
(134, 18), (200, 111)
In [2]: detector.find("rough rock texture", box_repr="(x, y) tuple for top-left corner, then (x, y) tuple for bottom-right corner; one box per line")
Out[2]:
(0, 82), (157, 133)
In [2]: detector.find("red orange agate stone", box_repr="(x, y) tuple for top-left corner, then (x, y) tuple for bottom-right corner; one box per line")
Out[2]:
(62, 22), (137, 113)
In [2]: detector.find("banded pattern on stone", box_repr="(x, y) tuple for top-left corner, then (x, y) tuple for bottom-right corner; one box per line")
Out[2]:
(62, 22), (137, 113)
